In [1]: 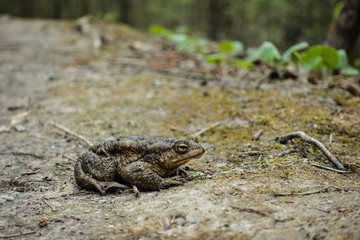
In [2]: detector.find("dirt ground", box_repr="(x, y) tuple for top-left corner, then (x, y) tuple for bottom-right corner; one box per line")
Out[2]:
(0, 17), (360, 240)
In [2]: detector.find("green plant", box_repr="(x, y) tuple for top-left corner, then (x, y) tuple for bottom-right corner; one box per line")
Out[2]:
(150, 25), (358, 80)
(238, 41), (309, 78)
(296, 46), (358, 79)
(150, 25), (208, 54)
(206, 40), (244, 66)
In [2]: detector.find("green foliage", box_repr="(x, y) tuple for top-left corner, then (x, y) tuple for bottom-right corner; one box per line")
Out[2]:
(150, 25), (208, 53)
(206, 40), (244, 66)
(241, 41), (358, 78)
(150, 25), (358, 79)
(354, 59), (360, 69)
(297, 46), (358, 78)
(243, 41), (308, 67)
(333, 2), (344, 21)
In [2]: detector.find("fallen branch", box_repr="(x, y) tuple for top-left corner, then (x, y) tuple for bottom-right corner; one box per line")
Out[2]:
(276, 131), (345, 170)
(189, 120), (223, 139)
(272, 186), (341, 197)
(310, 163), (350, 174)
(49, 122), (92, 147)
(0, 231), (36, 239)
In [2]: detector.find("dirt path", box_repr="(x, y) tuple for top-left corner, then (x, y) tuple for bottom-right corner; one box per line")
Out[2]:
(0, 17), (359, 240)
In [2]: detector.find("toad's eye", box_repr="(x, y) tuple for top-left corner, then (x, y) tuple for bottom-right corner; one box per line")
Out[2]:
(175, 141), (189, 154)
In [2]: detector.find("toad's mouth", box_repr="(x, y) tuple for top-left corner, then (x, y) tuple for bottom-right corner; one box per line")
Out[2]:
(175, 147), (205, 165)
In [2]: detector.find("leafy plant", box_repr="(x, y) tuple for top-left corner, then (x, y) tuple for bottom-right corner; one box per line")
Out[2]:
(150, 25), (358, 80)
(336, 49), (359, 76)
(150, 25), (208, 54)
(238, 41), (309, 78)
(296, 46), (358, 78)
(206, 40), (244, 66)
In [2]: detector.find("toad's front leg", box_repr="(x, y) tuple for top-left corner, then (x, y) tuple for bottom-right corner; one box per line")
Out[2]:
(119, 162), (183, 190)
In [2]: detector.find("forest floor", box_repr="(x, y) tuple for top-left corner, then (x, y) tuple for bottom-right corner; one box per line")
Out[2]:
(0, 17), (360, 240)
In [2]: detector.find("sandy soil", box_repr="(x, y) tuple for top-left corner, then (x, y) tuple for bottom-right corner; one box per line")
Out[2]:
(0, 17), (359, 240)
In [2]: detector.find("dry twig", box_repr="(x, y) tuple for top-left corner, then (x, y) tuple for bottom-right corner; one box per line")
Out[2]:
(62, 154), (77, 162)
(43, 198), (57, 212)
(238, 151), (263, 157)
(132, 184), (140, 198)
(189, 120), (223, 139)
(272, 186), (341, 197)
(310, 163), (350, 174)
(0, 231), (36, 239)
(276, 131), (345, 170)
(49, 122), (92, 147)
(1, 151), (45, 158)
(230, 205), (268, 217)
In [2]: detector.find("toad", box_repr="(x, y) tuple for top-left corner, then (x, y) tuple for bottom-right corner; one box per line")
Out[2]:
(74, 136), (205, 194)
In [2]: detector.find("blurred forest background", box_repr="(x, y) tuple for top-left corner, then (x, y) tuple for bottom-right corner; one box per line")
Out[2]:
(0, 0), (348, 52)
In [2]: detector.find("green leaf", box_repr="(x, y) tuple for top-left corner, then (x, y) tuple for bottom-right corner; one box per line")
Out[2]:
(218, 41), (233, 53)
(218, 40), (243, 55)
(149, 25), (164, 35)
(302, 57), (322, 73)
(354, 58), (360, 68)
(336, 49), (348, 69)
(282, 42), (309, 62)
(236, 59), (253, 70)
(341, 66), (359, 76)
(169, 33), (187, 44)
(257, 41), (281, 62)
(333, 2), (344, 20)
(231, 41), (244, 55)
(302, 46), (339, 70)
(206, 53), (225, 65)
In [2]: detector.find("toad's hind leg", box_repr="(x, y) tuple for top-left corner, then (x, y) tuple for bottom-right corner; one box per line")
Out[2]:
(74, 152), (129, 194)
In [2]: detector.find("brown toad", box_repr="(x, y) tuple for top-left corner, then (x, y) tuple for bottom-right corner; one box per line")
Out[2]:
(74, 136), (205, 194)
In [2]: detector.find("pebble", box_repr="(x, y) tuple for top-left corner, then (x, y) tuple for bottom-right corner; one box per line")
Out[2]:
(0, 194), (15, 203)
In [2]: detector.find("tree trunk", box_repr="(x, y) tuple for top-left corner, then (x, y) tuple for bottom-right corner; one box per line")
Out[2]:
(325, 0), (360, 56)
(120, 0), (132, 24)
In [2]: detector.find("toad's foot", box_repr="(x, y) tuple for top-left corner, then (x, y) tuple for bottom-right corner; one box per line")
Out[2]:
(176, 166), (188, 177)
(98, 181), (130, 195)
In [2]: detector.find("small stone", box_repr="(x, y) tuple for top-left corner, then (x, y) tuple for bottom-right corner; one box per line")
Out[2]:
(39, 217), (49, 227)
(0, 194), (15, 203)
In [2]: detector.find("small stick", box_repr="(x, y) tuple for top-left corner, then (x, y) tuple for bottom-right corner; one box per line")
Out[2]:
(272, 186), (341, 197)
(0, 231), (36, 239)
(230, 205), (268, 217)
(189, 120), (223, 139)
(238, 151), (263, 156)
(10, 151), (44, 158)
(49, 122), (92, 147)
(251, 129), (263, 141)
(275, 148), (297, 158)
(132, 184), (140, 198)
(310, 163), (350, 174)
(20, 169), (40, 176)
(169, 126), (188, 135)
(276, 131), (345, 170)
(43, 198), (57, 212)
(62, 154), (77, 162)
